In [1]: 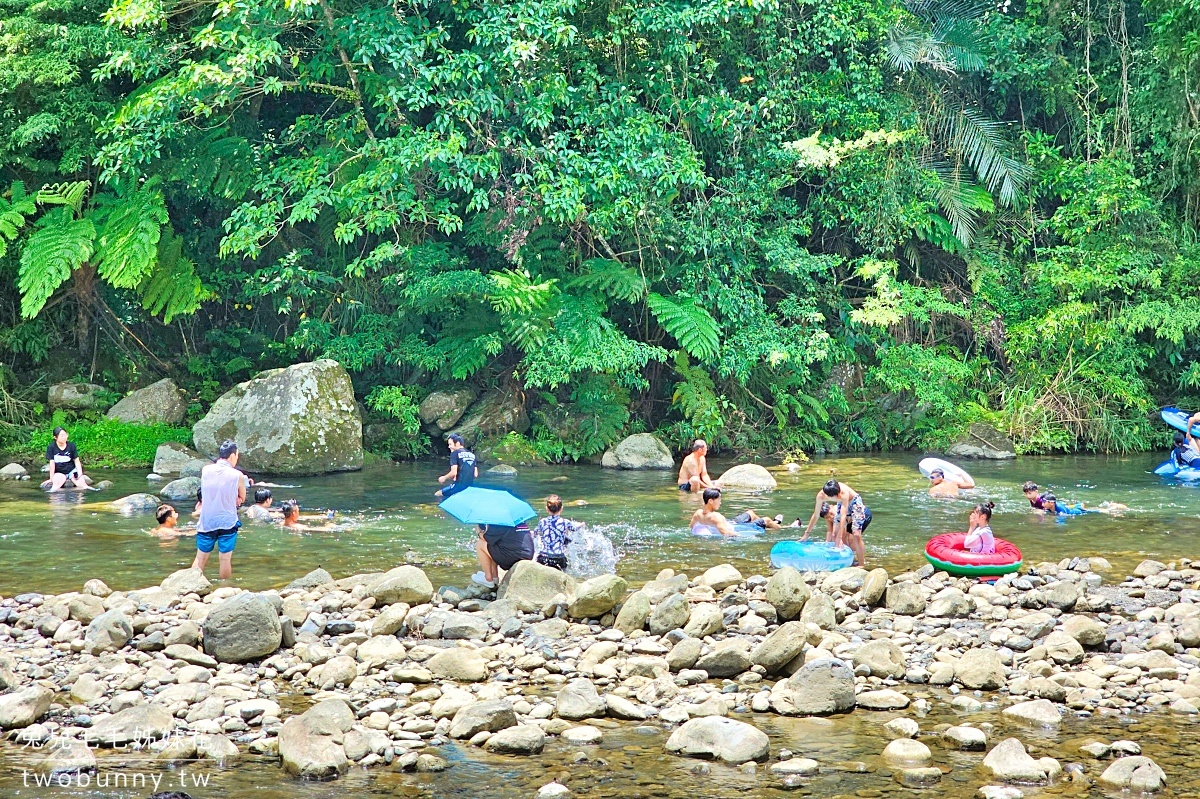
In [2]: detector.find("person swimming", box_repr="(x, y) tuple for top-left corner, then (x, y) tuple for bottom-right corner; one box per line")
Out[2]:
(928, 468), (966, 498)
(731, 510), (784, 530)
(690, 488), (737, 536)
(1022, 482), (1127, 515)
(149, 504), (196, 540)
(279, 500), (335, 532)
(244, 487), (276, 521)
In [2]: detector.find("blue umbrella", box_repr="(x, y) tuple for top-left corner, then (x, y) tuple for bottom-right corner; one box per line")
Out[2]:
(438, 486), (537, 527)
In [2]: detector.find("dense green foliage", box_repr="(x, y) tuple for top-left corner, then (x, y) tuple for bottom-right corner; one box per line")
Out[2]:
(25, 417), (193, 467)
(0, 0), (1198, 457)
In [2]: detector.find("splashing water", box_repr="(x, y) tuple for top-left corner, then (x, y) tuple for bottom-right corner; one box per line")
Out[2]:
(566, 523), (620, 578)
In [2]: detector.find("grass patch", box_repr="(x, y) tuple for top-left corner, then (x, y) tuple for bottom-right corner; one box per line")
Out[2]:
(25, 418), (193, 468)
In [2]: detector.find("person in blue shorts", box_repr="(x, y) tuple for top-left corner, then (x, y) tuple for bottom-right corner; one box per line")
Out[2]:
(191, 440), (246, 579)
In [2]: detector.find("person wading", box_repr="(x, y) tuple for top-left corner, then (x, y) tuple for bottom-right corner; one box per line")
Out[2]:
(192, 439), (246, 579)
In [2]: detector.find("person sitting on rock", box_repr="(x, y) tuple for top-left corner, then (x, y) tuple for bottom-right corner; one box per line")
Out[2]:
(244, 486), (276, 521)
(678, 439), (719, 492)
(149, 504), (195, 539)
(45, 426), (89, 491)
(689, 488), (738, 536)
(473, 521), (534, 588)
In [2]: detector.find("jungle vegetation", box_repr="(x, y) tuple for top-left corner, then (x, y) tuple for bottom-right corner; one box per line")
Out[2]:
(0, 0), (1198, 459)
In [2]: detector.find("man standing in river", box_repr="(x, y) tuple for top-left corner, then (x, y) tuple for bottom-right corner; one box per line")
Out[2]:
(678, 439), (718, 492)
(192, 439), (246, 579)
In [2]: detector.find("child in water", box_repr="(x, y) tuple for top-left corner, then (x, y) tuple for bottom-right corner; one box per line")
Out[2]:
(1021, 482), (1128, 516)
(150, 504), (196, 539)
(964, 502), (996, 554)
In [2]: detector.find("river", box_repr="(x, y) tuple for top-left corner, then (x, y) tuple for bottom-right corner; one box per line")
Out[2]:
(2, 452), (1199, 799)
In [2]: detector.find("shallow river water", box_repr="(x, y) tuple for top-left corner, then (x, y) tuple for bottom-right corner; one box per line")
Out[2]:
(2, 452), (1200, 798)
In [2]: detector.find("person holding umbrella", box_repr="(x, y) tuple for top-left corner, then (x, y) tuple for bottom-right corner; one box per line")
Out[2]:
(438, 486), (538, 588)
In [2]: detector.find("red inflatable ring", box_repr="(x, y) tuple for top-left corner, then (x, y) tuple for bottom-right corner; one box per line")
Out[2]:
(924, 532), (1023, 577)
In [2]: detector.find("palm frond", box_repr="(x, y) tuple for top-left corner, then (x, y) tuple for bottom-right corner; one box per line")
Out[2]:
(937, 100), (1030, 206)
(928, 161), (994, 246)
(36, 181), (90, 215)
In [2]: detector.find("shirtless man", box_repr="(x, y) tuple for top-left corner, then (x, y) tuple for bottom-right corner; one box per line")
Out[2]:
(149, 504), (196, 540)
(678, 439), (718, 492)
(689, 488), (737, 536)
(801, 479), (870, 566)
(928, 469), (964, 498)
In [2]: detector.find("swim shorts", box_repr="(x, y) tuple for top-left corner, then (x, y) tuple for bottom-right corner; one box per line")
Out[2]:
(678, 483), (692, 492)
(732, 512), (766, 528)
(196, 525), (239, 554)
(536, 553), (569, 572)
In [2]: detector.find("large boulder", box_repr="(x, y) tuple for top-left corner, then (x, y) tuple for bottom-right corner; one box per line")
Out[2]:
(160, 476), (202, 501)
(446, 389), (529, 445)
(1099, 757), (1166, 792)
(427, 648), (489, 682)
(614, 591), (651, 634)
(498, 560), (576, 612)
(885, 583), (926, 615)
(0, 463), (28, 480)
(716, 464), (777, 491)
(649, 593), (691, 635)
(769, 659), (855, 715)
(48, 381), (107, 411)
(765, 567), (810, 620)
(202, 592), (282, 663)
(369, 566), (434, 606)
(85, 704), (175, 746)
(279, 699), (354, 779)
(0, 685), (53, 730)
(152, 443), (205, 475)
(567, 575), (627, 620)
(161, 568), (213, 597)
(418, 386), (477, 432)
(947, 422), (1016, 460)
(192, 359), (362, 475)
(484, 725), (546, 755)
(600, 433), (674, 470)
(106, 378), (188, 425)
(110, 494), (161, 514)
(665, 717), (769, 764)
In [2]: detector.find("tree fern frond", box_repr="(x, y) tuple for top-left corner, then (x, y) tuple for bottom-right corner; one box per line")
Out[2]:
(140, 231), (204, 322)
(568, 258), (647, 303)
(36, 181), (90, 215)
(18, 207), (96, 318)
(95, 183), (169, 289)
(648, 292), (721, 361)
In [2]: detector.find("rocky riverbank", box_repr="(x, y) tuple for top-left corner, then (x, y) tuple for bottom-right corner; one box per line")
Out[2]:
(1, 555), (1197, 796)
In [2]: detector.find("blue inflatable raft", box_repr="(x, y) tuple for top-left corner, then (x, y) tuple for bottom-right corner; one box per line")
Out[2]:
(770, 540), (855, 571)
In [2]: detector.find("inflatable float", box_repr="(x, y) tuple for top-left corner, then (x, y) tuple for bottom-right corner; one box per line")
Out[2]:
(691, 523), (766, 537)
(918, 457), (975, 488)
(770, 540), (855, 571)
(1162, 407), (1197, 435)
(1154, 458), (1200, 482)
(924, 532), (1022, 577)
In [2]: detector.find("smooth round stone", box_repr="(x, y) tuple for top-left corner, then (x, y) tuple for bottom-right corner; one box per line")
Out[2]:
(895, 767), (942, 787)
(561, 726), (603, 745)
(770, 757), (820, 776)
(883, 738), (931, 763)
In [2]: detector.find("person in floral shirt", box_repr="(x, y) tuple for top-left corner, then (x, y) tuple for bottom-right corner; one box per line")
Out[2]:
(533, 494), (575, 571)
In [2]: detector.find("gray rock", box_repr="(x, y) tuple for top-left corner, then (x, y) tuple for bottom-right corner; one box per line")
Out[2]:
(749, 621), (807, 673)
(441, 612), (489, 640)
(1002, 699), (1061, 727)
(665, 716), (770, 764)
(67, 594), (105, 624)
(1062, 614), (1105, 647)
(202, 592), (282, 663)
(649, 593), (691, 635)
(853, 639), (906, 678)
(427, 648), (489, 682)
(110, 493), (161, 514)
(0, 685), (53, 730)
(419, 386), (477, 431)
(716, 463), (777, 490)
(85, 609), (133, 654)
(484, 725), (545, 754)
(568, 574), (627, 619)
(861, 568), (888, 606)
(698, 563), (743, 591)
(287, 568), (335, 590)
(279, 699), (353, 779)
(769, 659), (855, 715)
(48, 381), (107, 411)
(497, 560), (576, 612)
(152, 442), (204, 475)
(766, 567), (811, 620)
(614, 591), (651, 634)
(40, 738), (96, 775)
(799, 593), (836, 629)
(683, 604), (724, 637)
(86, 704), (175, 746)
(695, 639), (752, 678)
(886, 583), (926, 615)
(370, 565), (434, 606)
(557, 679), (607, 720)
(943, 725), (987, 750)
(192, 359), (363, 475)
(883, 738), (931, 762)
(856, 690), (910, 710)
(667, 638), (703, 672)
(1099, 756), (1166, 792)
(642, 573), (689, 604)
(449, 700), (517, 739)
(488, 464), (519, 476)
(600, 433), (674, 470)
(106, 378), (188, 425)
(947, 422), (1017, 459)
(982, 738), (1048, 782)
(447, 389), (530, 445)
(605, 695), (647, 721)
(161, 568), (212, 597)
(955, 649), (1006, 689)
(1042, 631), (1085, 664)
(160, 476), (202, 501)
(0, 463), (28, 480)
(927, 587), (971, 617)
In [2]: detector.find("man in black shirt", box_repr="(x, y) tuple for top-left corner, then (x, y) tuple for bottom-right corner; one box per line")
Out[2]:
(46, 426), (88, 491)
(436, 433), (477, 498)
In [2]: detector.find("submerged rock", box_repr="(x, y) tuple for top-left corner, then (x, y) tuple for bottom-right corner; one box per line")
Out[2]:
(665, 716), (770, 764)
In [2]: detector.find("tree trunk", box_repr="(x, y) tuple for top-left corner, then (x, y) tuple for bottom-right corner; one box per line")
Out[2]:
(73, 262), (96, 356)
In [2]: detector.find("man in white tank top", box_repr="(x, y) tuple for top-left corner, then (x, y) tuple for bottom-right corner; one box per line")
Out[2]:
(192, 439), (247, 579)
